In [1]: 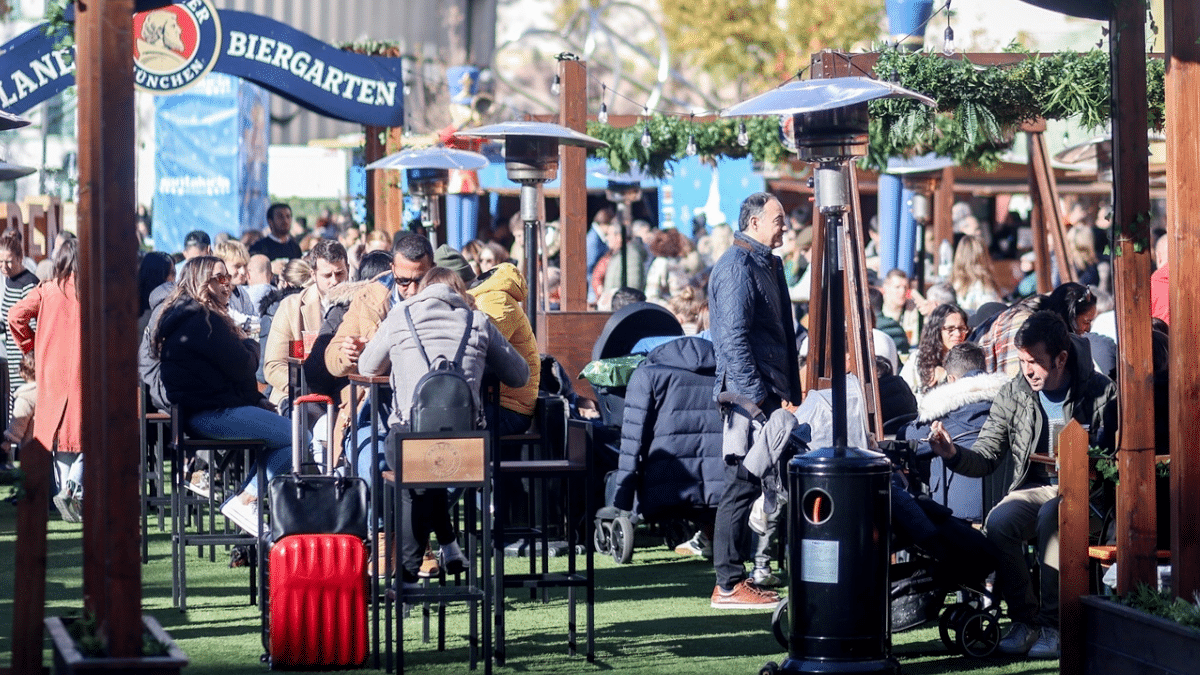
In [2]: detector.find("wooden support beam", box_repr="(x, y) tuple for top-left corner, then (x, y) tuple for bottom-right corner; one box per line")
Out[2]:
(364, 124), (385, 229)
(1058, 420), (1090, 675)
(846, 169), (882, 438)
(10, 440), (50, 674)
(558, 59), (588, 312)
(1110, 0), (1158, 595)
(76, 0), (141, 658)
(803, 210), (828, 394)
(1166, 0), (1200, 600)
(1027, 131), (1075, 287)
(932, 167), (955, 280)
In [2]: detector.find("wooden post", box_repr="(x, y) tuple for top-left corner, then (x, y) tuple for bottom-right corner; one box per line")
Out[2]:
(10, 440), (50, 674)
(1166, 0), (1200, 600)
(1058, 420), (1090, 675)
(803, 210), (828, 394)
(932, 167), (954, 280)
(1026, 129), (1075, 287)
(846, 169), (882, 437)
(558, 58), (588, 312)
(76, 0), (142, 658)
(1110, 0), (1158, 595)
(364, 124), (385, 229)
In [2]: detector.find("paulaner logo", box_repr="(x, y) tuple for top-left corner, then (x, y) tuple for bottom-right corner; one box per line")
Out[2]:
(133, 0), (221, 94)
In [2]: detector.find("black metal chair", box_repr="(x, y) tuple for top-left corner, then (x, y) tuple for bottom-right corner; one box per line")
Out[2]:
(168, 405), (266, 612)
(139, 386), (172, 563)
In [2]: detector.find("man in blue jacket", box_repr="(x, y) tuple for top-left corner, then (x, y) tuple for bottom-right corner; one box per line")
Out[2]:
(707, 192), (801, 609)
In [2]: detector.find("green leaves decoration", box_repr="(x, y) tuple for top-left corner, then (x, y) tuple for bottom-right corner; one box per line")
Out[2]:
(587, 49), (1166, 176)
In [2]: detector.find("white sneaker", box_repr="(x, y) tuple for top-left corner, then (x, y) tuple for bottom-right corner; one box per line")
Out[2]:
(220, 494), (259, 535)
(1028, 625), (1060, 659)
(185, 470), (211, 499)
(674, 531), (713, 557)
(997, 621), (1040, 656)
(752, 564), (782, 588)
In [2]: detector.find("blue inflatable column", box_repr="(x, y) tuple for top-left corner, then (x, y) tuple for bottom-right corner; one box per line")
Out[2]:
(897, 186), (918, 276)
(877, 178), (902, 275)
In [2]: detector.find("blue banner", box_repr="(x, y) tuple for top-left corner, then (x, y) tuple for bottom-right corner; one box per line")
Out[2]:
(237, 77), (270, 237)
(0, 1), (404, 128)
(154, 73), (241, 254)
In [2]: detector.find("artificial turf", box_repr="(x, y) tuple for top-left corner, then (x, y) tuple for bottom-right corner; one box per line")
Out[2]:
(0, 496), (1059, 674)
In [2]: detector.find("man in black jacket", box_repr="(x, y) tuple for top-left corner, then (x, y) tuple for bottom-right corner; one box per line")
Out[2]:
(707, 192), (801, 609)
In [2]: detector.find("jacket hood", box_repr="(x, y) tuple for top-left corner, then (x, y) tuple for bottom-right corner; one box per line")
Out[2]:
(917, 371), (1008, 422)
(469, 262), (526, 303)
(325, 279), (375, 308)
(644, 336), (716, 374)
(149, 281), (175, 311)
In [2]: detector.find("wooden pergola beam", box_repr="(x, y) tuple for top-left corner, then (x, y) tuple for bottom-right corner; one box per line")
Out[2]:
(1166, 0), (1200, 600)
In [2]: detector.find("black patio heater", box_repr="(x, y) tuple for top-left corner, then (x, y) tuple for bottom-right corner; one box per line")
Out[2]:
(593, 164), (650, 290)
(366, 146), (489, 249)
(724, 77), (935, 675)
(455, 121), (608, 331)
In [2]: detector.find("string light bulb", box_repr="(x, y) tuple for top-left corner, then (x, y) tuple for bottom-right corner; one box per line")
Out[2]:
(551, 74), (561, 95)
(942, 0), (955, 56)
(686, 133), (697, 156)
(641, 124), (652, 149)
(737, 121), (749, 147)
(598, 84), (608, 124)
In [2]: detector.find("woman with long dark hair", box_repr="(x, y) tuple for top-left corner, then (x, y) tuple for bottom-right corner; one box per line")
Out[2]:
(10, 238), (82, 521)
(900, 303), (970, 399)
(152, 256), (292, 534)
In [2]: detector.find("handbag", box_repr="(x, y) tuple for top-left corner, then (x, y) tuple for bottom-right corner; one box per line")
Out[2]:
(268, 470), (369, 542)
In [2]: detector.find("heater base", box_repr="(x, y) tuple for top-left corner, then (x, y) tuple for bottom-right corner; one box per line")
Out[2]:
(765, 656), (900, 675)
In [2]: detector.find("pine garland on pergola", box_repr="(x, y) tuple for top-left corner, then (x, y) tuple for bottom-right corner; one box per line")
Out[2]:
(586, 48), (1166, 177)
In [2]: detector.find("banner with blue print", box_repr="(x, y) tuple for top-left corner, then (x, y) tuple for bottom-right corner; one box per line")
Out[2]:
(154, 74), (242, 255)
(0, 0), (403, 128)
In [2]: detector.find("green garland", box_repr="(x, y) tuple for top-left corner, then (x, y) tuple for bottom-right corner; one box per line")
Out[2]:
(587, 49), (1167, 176)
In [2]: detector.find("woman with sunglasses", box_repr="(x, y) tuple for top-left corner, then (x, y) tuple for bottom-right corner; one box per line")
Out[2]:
(151, 256), (293, 535)
(900, 303), (970, 399)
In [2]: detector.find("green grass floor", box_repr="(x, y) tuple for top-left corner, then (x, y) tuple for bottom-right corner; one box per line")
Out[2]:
(0, 498), (1060, 674)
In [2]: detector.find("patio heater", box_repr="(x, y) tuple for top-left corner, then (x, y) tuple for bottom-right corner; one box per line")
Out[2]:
(455, 121), (607, 330)
(0, 110), (35, 182)
(365, 146), (489, 249)
(592, 165), (650, 290)
(724, 77), (934, 675)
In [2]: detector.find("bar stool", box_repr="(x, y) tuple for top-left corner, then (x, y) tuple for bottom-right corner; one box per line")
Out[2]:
(139, 386), (171, 563)
(384, 429), (492, 674)
(169, 405), (267, 612)
(348, 372), (390, 668)
(489, 382), (595, 665)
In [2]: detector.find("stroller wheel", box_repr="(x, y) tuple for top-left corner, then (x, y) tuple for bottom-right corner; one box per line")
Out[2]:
(594, 520), (612, 554)
(771, 596), (789, 650)
(956, 610), (999, 657)
(611, 515), (635, 564)
(939, 605), (964, 653)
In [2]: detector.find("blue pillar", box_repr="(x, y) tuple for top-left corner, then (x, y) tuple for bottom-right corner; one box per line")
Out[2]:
(886, 0), (935, 48)
(897, 186), (918, 276)
(877, 176), (903, 275)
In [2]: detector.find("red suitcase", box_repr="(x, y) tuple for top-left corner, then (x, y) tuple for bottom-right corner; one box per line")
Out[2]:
(267, 394), (369, 669)
(269, 533), (368, 668)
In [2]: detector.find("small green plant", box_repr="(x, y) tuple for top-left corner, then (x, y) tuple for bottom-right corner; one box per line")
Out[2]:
(63, 610), (168, 657)
(1120, 583), (1200, 632)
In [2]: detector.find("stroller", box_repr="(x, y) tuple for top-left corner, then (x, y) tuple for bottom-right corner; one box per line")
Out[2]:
(583, 302), (683, 428)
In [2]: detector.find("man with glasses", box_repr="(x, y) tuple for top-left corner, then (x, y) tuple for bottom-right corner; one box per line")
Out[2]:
(326, 233), (434, 488)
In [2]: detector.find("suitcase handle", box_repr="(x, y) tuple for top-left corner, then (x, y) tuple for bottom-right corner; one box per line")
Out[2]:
(291, 394), (338, 475)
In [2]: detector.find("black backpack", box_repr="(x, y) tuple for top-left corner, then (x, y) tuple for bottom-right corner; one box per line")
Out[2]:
(404, 306), (478, 433)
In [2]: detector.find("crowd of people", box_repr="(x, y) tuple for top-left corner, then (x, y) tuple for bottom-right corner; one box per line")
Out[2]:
(7, 188), (1169, 662)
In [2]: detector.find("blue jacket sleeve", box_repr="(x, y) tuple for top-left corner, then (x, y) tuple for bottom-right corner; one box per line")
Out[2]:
(710, 262), (764, 403)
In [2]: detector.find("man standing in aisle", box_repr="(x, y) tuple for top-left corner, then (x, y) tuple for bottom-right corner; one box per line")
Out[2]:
(928, 310), (1116, 658)
(250, 202), (303, 263)
(707, 192), (801, 609)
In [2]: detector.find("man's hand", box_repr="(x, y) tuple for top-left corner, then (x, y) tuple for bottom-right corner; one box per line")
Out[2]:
(781, 399), (798, 414)
(338, 336), (365, 364)
(927, 420), (956, 459)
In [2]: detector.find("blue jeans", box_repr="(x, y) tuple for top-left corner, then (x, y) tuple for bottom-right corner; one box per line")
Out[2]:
(187, 405), (294, 498)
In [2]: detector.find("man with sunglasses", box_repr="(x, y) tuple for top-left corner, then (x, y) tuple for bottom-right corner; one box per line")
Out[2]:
(326, 233), (434, 487)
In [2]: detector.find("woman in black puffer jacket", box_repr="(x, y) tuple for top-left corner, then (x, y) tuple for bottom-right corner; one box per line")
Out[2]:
(613, 337), (724, 517)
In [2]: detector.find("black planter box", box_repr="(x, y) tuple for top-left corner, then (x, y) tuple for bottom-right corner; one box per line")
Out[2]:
(1083, 594), (1200, 675)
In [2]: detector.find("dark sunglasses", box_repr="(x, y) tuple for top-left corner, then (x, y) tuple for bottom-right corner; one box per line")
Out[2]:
(395, 276), (422, 288)
(210, 272), (232, 285)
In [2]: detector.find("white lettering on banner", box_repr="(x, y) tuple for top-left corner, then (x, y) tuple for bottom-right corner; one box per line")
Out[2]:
(134, 59), (205, 90)
(30, 54), (57, 86)
(0, 82), (16, 108)
(289, 51), (309, 77)
(226, 31), (247, 58)
(181, 0), (210, 22)
(356, 79), (374, 103)
(51, 49), (74, 75)
(320, 65), (344, 93)
(302, 59), (323, 86)
(254, 37), (275, 63)
(219, 30), (400, 109)
(157, 175), (232, 196)
(12, 70), (36, 98)
(270, 42), (293, 70)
